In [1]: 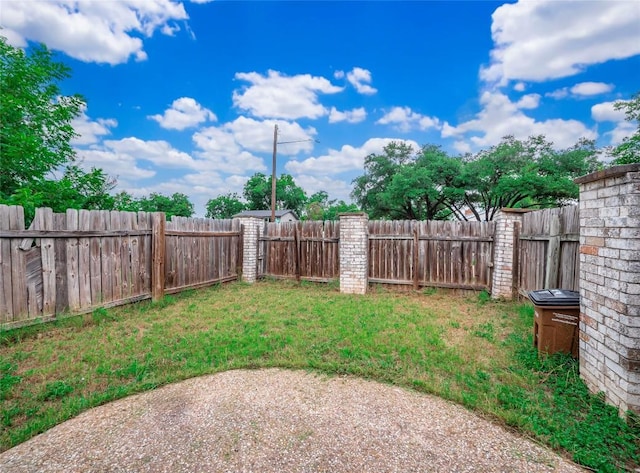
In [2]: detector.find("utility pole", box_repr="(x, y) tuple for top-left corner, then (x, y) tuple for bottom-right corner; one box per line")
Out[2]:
(271, 124), (278, 223)
(270, 124), (318, 223)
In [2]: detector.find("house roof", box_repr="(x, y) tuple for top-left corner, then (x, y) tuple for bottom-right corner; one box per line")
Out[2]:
(233, 210), (299, 219)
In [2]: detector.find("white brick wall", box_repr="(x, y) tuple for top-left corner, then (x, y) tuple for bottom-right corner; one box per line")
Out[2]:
(339, 213), (368, 294)
(491, 210), (526, 300)
(576, 164), (640, 416)
(237, 217), (263, 283)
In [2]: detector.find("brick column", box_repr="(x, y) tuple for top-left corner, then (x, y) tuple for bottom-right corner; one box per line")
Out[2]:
(236, 217), (263, 283)
(491, 209), (527, 300)
(339, 213), (368, 294)
(575, 163), (640, 415)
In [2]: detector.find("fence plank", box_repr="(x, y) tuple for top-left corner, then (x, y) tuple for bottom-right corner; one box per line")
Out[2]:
(78, 210), (92, 308)
(152, 212), (166, 301)
(65, 209), (80, 311)
(37, 208), (56, 316)
(54, 213), (69, 313)
(0, 206), (14, 321)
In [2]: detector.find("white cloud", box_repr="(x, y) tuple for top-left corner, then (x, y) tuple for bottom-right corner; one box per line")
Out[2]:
(513, 82), (526, 92)
(442, 91), (596, 149)
(334, 70), (345, 79)
(328, 107), (367, 124)
(223, 117), (317, 155)
(71, 109), (118, 145)
(292, 175), (353, 203)
(149, 97), (217, 130)
(345, 67), (377, 95)
(75, 149), (156, 181)
(285, 137), (420, 177)
(570, 82), (614, 97)
(591, 100), (634, 146)
(192, 126), (267, 174)
(232, 70), (343, 119)
(545, 88), (570, 100)
(481, 0), (640, 84)
(591, 101), (626, 122)
(105, 137), (198, 168)
(1, 0), (190, 64)
(376, 106), (440, 132)
(515, 94), (540, 110)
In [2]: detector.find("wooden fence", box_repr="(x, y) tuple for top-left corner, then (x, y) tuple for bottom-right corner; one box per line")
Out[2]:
(258, 219), (494, 290)
(368, 220), (495, 291)
(0, 205), (241, 328)
(516, 205), (580, 294)
(259, 220), (340, 282)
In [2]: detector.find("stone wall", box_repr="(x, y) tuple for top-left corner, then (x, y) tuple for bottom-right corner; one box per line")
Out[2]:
(339, 213), (369, 294)
(575, 163), (640, 415)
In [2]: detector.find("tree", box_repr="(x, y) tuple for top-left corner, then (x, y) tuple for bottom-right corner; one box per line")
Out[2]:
(611, 92), (640, 165)
(352, 142), (458, 220)
(3, 166), (116, 223)
(205, 193), (246, 219)
(352, 142), (415, 219)
(0, 36), (84, 198)
(351, 136), (602, 222)
(448, 136), (601, 221)
(137, 193), (194, 219)
(243, 173), (308, 215)
(303, 191), (359, 220)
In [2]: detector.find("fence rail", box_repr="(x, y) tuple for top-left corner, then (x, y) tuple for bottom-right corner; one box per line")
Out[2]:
(0, 205), (241, 329)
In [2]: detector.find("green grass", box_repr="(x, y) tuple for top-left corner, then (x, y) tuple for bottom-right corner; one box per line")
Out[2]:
(1, 280), (638, 472)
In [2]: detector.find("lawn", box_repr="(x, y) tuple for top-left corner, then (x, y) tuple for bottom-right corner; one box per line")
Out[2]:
(1, 280), (638, 472)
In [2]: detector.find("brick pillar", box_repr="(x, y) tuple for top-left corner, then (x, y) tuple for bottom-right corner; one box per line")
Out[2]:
(575, 163), (640, 415)
(339, 213), (368, 294)
(491, 209), (527, 300)
(236, 217), (263, 283)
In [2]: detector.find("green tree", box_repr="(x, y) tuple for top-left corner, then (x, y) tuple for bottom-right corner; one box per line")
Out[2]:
(352, 142), (458, 220)
(449, 136), (600, 221)
(352, 142), (415, 219)
(0, 36), (84, 198)
(4, 166), (116, 223)
(113, 191), (141, 212)
(243, 173), (308, 215)
(138, 192), (194, 219)
(303, 191), (359, 220)
(205, 193), (246, 219)
(611, 92), (640, 165)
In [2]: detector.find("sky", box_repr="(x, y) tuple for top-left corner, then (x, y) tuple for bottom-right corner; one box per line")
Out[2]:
(2, 0), (640, 216)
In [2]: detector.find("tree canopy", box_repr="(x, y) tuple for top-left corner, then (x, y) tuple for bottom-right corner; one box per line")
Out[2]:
(352, 136), (602, 221)
(205, 193), (246, 219)
(611, 92), (640, 165)
(242, 173), (308, 216)
(0, 36), (83, 198)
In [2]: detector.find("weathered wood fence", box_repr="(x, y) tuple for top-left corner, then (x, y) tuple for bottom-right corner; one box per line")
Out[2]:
(517, 206), (580, 294)
(368, 220), (495, 290)
(0, 205), (241, 328)
(259, 220), (340, 282)
(258, 219), (494, 291)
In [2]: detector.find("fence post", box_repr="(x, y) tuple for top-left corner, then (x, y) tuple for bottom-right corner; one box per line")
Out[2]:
(339, 212), (369, 294)
(236, 217), (263, 283)
(544, 212), (561, 289)
(491, 209), (527, 300)
(151, 212), (166, 301)
(575, 163), (640, 416)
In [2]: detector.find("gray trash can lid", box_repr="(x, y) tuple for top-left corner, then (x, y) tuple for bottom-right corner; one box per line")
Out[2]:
(528, 289), (580, 306)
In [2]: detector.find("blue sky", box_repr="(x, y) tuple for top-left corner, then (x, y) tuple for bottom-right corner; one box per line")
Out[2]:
(2, 0), (640, 216)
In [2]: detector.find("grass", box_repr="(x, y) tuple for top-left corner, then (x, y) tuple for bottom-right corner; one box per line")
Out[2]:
(1, 280), (638, 472)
